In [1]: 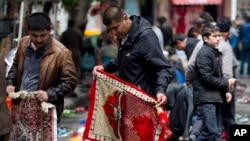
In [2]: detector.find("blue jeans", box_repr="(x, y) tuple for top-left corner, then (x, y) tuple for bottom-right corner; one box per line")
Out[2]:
(239, 43), (250, 75)
(195, 103), (222, 141)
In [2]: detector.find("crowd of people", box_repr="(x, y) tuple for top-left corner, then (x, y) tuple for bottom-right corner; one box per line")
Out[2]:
(0, 5), (249, 141)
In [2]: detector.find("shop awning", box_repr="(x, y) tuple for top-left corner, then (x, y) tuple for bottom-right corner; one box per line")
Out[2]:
(172, 0), (222, 5)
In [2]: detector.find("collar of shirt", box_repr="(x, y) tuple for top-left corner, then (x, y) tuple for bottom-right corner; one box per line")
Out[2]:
(27, 38), (50, 53)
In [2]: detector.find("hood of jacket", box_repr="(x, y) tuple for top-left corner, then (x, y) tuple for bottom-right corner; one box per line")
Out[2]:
(123, 15), (152, 46)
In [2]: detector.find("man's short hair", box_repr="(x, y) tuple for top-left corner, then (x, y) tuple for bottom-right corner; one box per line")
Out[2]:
(201, 24), (220, 38)
(216, 23), (230, 32)
(170, 33), (186, 47)
(187, 27), (199, 38)
(102, 6), (124, 25)
(27, 12), (51, 30)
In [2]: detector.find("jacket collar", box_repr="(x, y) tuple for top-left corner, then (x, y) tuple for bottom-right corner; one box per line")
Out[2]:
(21, 36), (55, 56)
(122, 15), (151, 46)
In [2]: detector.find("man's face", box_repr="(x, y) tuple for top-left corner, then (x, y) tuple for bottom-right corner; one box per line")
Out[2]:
(221, 32), (229, 41)
(175, 40), (185, 50)
(106, 15), (128, 40)
(204, 31), (221, 47)
(28, 29), (51, 48)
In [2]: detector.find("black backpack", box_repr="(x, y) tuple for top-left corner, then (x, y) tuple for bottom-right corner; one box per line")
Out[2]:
(166, 83), (194, 138)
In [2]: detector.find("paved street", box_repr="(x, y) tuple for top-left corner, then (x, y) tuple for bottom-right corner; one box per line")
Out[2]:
(235, 77), (250, 125)
(59, 83), (90, 141)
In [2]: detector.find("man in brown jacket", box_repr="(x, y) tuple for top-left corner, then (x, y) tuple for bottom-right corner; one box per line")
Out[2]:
(0, 58), (11, 141)
(6, 13), (77, 139)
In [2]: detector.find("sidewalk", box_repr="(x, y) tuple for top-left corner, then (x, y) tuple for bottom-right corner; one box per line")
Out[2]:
(235, 76), (250, 125)
(59, 83), (90, 141)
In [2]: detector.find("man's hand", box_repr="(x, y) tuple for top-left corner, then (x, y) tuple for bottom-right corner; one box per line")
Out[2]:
(6, 85), (15, 94)
(228, 78), (237, 90)
(155, 92), (167, 107)
(92, 65), (104, 77)
(226, 92), (232, 103)
(34, 90), (49, 102)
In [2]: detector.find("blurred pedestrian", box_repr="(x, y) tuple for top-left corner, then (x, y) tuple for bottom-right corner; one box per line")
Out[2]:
(165, 82), (193, 140)
(187, 26), (199, 38)
(238, 15), (250, 77)
(156, 16), (173, 47)
(61, 20), (84, 86)
(98, 35), (118, 64)
(229, 16), (241, 60)
(217, 22), (239, 141)
(6, 12), (77, 139)
(92, 6), (173, 106)
(170, 32), (203, 84)
(171, 32), (202, 60)
(53, 20), (62, 40)
(0, 58), (11, 141)
(147, 17), (169, 58)
(191, 17), (204, 40)
(190, 24), (236, 141)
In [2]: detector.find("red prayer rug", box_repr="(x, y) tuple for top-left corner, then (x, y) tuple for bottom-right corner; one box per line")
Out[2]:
(83, 70), (172, 141)
(8, 91), (57, 141)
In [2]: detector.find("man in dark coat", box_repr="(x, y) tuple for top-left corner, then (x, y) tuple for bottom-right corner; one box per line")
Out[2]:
(170, 32), (202, 60)
(92, 6), (173, 106)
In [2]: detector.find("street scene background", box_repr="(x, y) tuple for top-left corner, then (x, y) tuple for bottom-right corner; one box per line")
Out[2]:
(0, 0), (250, 141)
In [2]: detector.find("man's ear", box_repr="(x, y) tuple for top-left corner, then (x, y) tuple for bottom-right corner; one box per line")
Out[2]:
(123, 14), (129, 20)
(176, 40), (181, 45)
(203, 36), (208, 42)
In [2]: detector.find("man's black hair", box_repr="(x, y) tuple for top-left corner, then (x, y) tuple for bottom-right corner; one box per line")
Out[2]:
(102, 6), (124, 25)
(27, 12), (51, 30)
(170, 33), (186, 47)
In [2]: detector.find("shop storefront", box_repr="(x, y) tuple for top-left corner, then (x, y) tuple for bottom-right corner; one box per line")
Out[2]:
(237, 0), (250, 17)
(161, 0), (223, 34)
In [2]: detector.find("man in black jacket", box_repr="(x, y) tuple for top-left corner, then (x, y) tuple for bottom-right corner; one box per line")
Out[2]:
(92, 6), (173, 106)
(191, 24), (236, 141)
(165, 82), (193, 140)
(156, 16), (173, 47)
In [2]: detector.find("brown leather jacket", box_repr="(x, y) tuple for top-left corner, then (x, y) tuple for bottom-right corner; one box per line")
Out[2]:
(6, 36), (78, 120)
(0, 58), (11, 136)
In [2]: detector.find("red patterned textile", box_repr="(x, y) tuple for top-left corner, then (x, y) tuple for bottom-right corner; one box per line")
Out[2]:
(83, 70), (172, 141)
(9, 92), (57, 141)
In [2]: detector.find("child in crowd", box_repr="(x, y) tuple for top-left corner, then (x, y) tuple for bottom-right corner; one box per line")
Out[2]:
(190, 24), (236, 141)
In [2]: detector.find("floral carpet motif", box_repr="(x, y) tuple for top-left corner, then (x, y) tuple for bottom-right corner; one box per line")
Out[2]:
(83, 70), (171, 141)
(9, 92), (57, 141)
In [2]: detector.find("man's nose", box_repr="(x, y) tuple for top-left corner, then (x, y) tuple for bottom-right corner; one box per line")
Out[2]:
(37, 36), (42, 42)
(108, 30), (116, 36)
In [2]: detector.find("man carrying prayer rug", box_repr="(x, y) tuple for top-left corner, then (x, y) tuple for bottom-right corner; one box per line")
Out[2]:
(84, 70), (172, 141)
(6, 12), (77, 140)
(88, 6), (173, 141)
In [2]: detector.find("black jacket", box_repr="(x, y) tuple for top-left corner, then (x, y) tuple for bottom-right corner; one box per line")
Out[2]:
(193, 44), (228, 105)
(185, 37), (200, 60)
(166, 83), (193, 138)
(103, 15), (172, 97)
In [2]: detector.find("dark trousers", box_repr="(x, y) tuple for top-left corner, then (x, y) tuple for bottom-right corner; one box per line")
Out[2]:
(239, 43), (250, 75)
(195, 103), (222, 141)
(222, 93), (235, 141)
(0, 133), (10, 141)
